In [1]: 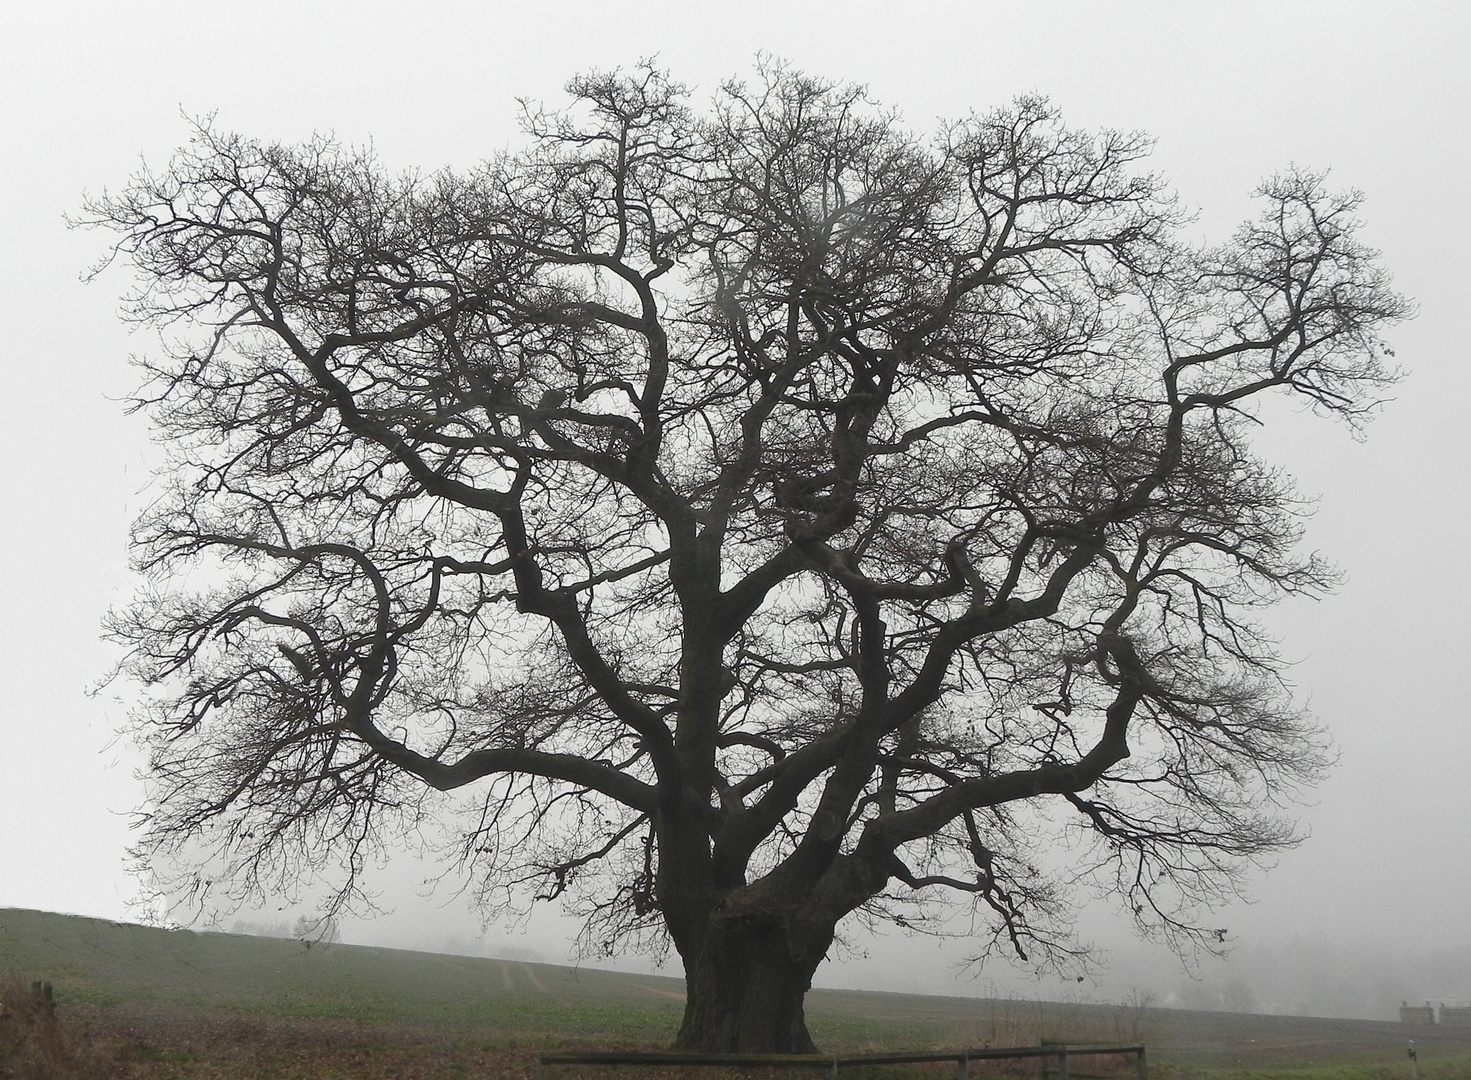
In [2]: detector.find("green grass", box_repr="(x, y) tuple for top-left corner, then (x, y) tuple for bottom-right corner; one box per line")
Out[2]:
(3, 907), (1469, 1078)
(0, 907), (687, 1039)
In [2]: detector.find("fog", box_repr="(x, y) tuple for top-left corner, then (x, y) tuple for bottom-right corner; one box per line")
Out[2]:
(2, 1), (1466, 1026)
(223, 870), (1471, 1021)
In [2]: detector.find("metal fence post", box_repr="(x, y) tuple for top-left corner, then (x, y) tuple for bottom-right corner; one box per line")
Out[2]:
(957, 1051), (969, 1080)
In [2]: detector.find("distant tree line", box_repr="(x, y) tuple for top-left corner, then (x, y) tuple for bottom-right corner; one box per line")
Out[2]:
(226, 914), (340, 945)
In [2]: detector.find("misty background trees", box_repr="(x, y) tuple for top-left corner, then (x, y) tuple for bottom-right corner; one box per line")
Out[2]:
(89, 64), (1406, 1051)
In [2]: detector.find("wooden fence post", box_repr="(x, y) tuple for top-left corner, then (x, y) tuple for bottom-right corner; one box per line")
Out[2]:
(29, 981), (55, 1016)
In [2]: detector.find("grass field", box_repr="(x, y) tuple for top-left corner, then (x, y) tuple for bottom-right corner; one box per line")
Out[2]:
(3, 907), (1468, 1079)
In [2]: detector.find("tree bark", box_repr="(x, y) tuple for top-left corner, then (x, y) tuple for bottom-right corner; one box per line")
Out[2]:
(674, 918), (828, 1053)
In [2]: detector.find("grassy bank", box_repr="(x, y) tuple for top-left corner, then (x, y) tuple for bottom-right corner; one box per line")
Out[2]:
(2, 908), (1467, 1079)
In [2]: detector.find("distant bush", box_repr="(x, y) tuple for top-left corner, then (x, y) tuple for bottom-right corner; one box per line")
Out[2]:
(291, 915), (340, 948)
(226, 917), (294, 938)
(224, 913), (341, 946)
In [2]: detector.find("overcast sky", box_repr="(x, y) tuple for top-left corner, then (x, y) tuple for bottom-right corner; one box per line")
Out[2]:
(1, 0), (1466, 1016)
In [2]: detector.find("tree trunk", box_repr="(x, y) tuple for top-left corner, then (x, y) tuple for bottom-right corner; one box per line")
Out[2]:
(674, 920), (826, 1053)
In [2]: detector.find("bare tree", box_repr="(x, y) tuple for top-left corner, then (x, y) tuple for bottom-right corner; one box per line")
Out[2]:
(88, 64), (1407, 1051)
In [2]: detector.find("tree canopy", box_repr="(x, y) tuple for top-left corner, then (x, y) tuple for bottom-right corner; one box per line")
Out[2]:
(89, 64), (1407, 1051)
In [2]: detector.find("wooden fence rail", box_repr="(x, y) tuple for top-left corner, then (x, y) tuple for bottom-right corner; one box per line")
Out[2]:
(540, 1041), (1148, 1080)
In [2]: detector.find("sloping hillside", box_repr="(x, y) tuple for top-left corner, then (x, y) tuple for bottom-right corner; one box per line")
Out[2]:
(4, 907), (1469, 1073)
(0, 907), (684, 1041)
